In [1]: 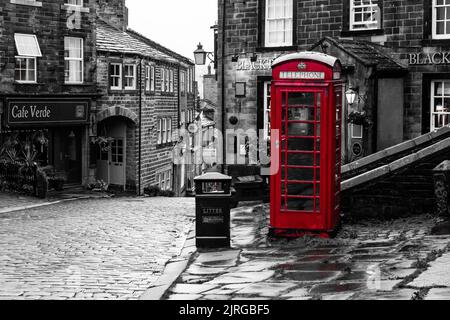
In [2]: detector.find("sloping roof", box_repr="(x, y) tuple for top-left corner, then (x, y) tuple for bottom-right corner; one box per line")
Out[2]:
(127, 29), (194, 66)
(312, 37), (407, 73)
(96, 19), (178, 64)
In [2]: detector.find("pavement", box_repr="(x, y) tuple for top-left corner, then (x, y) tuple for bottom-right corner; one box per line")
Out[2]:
(163, 203), (450, 300)
(0, 194), (195, 300)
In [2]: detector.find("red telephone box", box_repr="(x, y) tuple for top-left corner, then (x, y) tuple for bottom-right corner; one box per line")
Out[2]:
(270, 52), (343, 238)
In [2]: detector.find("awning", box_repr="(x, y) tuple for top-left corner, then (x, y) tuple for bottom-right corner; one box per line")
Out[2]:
(14, 34), (42, 57)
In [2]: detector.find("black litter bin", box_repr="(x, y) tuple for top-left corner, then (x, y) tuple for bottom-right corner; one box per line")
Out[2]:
(195, 172), (232, 248)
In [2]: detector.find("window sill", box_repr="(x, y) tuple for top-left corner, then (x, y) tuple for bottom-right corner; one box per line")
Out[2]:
(109, 89), (139, 94)
(156, 142), (175, 150)
(10, 0), (42, 7)
(256, 45), (297, 53)
(421, 39), (450, 46)
(63, 82), (96, 87)
(340, 29), (384, 37)
(60, 4), (90, 13)
(14, 81), (38, 85)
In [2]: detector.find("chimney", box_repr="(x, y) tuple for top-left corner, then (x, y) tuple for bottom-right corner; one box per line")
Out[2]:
(96, 0), (129, 31)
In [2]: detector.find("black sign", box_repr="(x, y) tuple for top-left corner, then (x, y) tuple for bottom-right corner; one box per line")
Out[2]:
(6, 99), (89, 126)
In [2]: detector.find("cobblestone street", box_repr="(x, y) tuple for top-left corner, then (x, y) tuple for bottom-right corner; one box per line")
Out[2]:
(0, 197), (195, 300)
(164, 203), (450, 300)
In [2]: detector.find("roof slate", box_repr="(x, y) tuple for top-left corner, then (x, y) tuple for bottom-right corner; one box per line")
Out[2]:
(315, 37), (407, 72)
(96, 20), (180, 64)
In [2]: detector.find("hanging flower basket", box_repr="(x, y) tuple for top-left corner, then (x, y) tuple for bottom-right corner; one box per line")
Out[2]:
(348, 111), (373, 128)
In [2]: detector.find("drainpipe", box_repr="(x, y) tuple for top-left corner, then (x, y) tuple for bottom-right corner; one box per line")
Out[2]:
(175, 64), (181, 196)
(221, 0), (226, 174)
(138, 58), (143, 196)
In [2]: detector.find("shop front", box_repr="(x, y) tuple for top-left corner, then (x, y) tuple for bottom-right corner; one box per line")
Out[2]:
(2, 98), (91, 185)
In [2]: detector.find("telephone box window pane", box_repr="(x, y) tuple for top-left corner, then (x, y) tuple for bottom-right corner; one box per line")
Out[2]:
(286, 168), (319, 182)
(286, 139), (315, 151)
(287, 108), (315, 122)
(287, 198), (314, 211)
(287, 183), (315, 196)
(287, 122), (315, 136)
(288, 92), (314, 107)
(282, 153), (314, 166)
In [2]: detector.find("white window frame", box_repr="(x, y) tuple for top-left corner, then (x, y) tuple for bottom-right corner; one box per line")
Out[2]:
(169, 70), (174, 93)
(15, 56), (37, 83)
(263, 81), (272, 141)
(110, 63), (122, 90)
(124, 64), (136, 90)
(157, 118), (163, 144)
(167, 118), (172, 142)
(431, 80), (450, 131)
(145, 65), (150, 91)
(161, 67), (166, 92)
(433, 0), (450, 39)
(350, 0), (381, 31)
(150, 65), (155, 91)
(180, 71), (186, 93)
(64, 37), (83, 84)
(165, 69), (170, 92)
(265, 0), (293, 47)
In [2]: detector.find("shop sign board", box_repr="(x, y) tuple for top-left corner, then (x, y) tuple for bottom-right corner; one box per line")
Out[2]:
(6, 99), (89, 126)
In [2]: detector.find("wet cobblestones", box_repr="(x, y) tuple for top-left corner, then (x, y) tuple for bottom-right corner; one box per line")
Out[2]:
(0, 197), (195, 300)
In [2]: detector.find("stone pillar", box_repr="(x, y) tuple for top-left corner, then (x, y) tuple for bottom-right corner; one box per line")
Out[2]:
(433, 160), (450, 216)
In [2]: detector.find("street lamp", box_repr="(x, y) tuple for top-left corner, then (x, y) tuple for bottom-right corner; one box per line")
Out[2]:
(345, 87), (358, 106)
(194, 43), (215, 65)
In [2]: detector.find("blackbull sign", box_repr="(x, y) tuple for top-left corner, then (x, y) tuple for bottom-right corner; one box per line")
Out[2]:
(409, 52), (450, 65)
(6, 99), (89, 126)
(236, 58), (275, 71)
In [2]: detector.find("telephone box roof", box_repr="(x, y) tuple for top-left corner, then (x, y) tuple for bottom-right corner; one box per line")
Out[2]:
(272, 51), (339, 68)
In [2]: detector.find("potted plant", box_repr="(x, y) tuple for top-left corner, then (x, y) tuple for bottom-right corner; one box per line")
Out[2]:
(348, 111), (373, 128)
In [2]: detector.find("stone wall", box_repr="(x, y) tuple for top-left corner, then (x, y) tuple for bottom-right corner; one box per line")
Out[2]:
(217, 0), (447, 155)
(0, 0), (96, 95)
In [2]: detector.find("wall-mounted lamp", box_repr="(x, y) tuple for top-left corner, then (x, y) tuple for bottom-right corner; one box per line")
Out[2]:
(345, 87), (358, 106)
(193, 43), (215, 65)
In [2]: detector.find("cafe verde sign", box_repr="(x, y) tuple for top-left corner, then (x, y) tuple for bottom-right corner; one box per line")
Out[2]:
(409, 52), (450, 65)
(6, 99), (89, 126)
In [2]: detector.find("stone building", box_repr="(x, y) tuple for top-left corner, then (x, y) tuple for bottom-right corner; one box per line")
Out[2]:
(0, 0), (196, 196)
(0, 0), (97, 185)
(216, 0), (450, 173)
(94, 1), (196, 195)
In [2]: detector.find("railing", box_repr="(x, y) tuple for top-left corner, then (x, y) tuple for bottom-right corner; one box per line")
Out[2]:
(0, 162), (38, 196)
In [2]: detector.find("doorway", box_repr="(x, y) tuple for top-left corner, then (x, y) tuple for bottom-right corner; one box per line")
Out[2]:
(96, 118), (127, 189)
(52, 127), (82, 184)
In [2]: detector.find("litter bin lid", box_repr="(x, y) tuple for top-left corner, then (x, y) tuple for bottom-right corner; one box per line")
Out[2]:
(195, 172), (232, 182)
